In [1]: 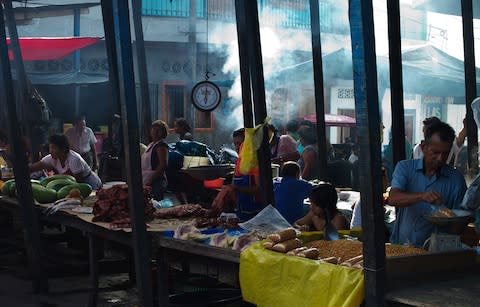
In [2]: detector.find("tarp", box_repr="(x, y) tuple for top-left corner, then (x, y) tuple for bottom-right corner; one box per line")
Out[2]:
(304, 113), (356, 126)
(11, 71), (108, 85)
(7, 37), (101, 61)
(395, 44), (480, 97)
(240, 242), (364, 307)
(274, 45), (480, 97)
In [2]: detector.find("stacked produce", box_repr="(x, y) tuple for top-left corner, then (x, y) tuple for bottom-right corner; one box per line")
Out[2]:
(304, 239), (427, 268)
(93, 184), (154, 228)
(1, 174), (92, 204)
(263, 228), (320, 260)
(262, 230), (427, 268)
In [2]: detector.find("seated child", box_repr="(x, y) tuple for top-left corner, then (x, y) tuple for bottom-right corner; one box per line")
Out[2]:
(294, 182), (349, 231)
(273, 161), (312, 224)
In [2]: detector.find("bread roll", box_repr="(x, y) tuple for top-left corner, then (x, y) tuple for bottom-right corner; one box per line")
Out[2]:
(267, 228), (297, 243)
(352, 260), (364, 269)
(263, 241), (275, 249)
(297, 248), (320, 259)
(320, 256), (339, 264)
(340, 254), (363, 267)
(271, 238), (302, 253)
(287, 246), (308, 256)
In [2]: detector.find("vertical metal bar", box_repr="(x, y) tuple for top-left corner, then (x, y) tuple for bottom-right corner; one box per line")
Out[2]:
(244, 0), (274, 206)
(187, 0), (197, 126)
(309, 0), (328, 180)
(156, 247), (169, 307)
(348, 0), (386, 306)
(4, 1), (34, 158)
(132, 0), (152, 144)
(88, 235), (99, 307)
(74, 8), (81, 117)
(0, 4), (48, 294)
(461, 0), (479, 173)
(101, 0), (122, 120)
(387, 0), (406, 163)
(102, 1), (154, 306)
(234, 0), (254, 128)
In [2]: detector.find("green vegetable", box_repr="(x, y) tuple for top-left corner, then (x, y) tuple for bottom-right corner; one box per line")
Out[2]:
(57, 183), (93, 199)
(46, 178), (76, 191)
(40, 174), (76, 187)
(31, 184), (57, 204)
(1, 179), (15, 196)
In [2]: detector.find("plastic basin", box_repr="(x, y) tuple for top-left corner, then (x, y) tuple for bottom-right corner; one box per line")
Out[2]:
(203, 178), (225, 189)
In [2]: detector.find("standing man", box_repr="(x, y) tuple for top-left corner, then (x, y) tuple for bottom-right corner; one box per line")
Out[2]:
(389, 121), (467, 247)
(66, 116), (98, 171)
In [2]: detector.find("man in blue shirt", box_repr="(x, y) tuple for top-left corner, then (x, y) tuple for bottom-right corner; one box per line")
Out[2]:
(389, 121), (467, 247)
(273, 161), (313, 224)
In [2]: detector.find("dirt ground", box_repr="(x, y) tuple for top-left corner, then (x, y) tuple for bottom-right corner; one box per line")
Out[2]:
(0, 231), (253, 307)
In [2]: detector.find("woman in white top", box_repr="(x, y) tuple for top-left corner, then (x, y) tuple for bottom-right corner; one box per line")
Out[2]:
(30, 134), (102, 190)
(141, 120), (169, 200)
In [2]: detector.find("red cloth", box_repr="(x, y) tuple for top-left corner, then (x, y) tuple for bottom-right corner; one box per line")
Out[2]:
(7, 37), (101, 61)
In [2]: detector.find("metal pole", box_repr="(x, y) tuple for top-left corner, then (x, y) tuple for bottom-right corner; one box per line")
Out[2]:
(131, 0), (152, 144)
(309, 0), (328, 180)
(4, 0), (32, 153)
(187, 0), (197, 127)
(234, 0), (254, 128)
(349, 0), (386, 305)
(244, 0), (274, 206)
(102, 1), (154, 306)
(0, 3), (48, 294)
(74, 8), (81, 117)
(386, 0), (406, 164)
(461, 0), (479, 173)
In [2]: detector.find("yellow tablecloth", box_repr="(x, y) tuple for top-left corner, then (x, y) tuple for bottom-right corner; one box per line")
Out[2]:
(240, 242), (364, 307)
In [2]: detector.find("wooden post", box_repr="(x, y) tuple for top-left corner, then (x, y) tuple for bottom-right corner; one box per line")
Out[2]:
(349, 0), (387, 305)
(243, 0), (274, 206)
(234, 0), (254, 128)
(131, 0), (152, 144)
(101, 1), (154, 306)
(461, 0), (479, 173)
(386, 0), (406, 164)
(0, 3), (48, 294)
(309, 0), (328, 180)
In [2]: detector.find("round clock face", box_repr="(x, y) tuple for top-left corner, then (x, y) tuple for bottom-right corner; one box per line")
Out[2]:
(191, 81), (221, 112)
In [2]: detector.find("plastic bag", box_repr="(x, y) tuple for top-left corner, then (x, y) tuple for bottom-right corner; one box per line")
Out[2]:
(240, 242), (364, 307)
(239, 205), (292, 237)
(471, 97), (480, 128)
(460, 173), (480, 211)
(238, 121), (267, 175)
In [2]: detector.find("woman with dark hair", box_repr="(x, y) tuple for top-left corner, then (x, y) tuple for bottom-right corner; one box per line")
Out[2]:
(174, 118), (193, 141)
(29, 134), (102, 189)
(294, 182), (348, 231)
(297, 126), (320, 180)
(141, 120), (169, 200)
(268, 124), (299, 164)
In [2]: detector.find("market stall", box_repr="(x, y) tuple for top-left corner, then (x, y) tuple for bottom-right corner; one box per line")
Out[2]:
(1, 180), (478, 306)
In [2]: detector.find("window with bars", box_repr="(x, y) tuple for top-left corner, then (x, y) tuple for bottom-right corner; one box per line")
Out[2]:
(141, 0), (332, 31)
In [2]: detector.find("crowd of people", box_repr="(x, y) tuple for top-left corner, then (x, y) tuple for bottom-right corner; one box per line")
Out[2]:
(0, 112), (477, 248)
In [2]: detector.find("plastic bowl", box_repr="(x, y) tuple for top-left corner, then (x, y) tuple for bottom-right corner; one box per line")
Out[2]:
(203, 178), (225, 189)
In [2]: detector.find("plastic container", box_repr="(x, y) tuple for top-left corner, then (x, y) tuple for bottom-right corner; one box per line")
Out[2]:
(203, 178), (225, 189)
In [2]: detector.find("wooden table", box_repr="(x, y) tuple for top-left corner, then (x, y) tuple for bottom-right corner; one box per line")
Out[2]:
(0, 196), (242, 307)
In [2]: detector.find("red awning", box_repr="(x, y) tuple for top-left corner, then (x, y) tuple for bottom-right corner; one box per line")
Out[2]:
(304, 114), (356, 127)
(7, 37), (102, 61)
